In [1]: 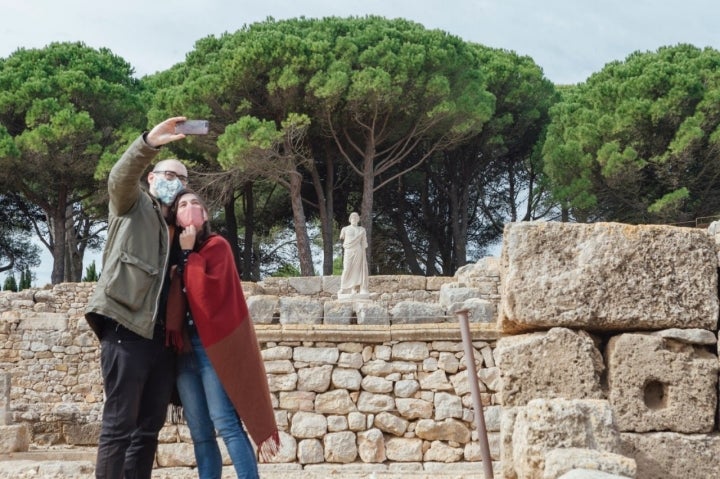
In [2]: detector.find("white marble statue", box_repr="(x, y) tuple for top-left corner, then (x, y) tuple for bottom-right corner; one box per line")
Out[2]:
(339, 212), (369, 295)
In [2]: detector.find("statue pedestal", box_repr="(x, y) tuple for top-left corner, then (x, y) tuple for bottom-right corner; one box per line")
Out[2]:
(337, 292), (371, 301)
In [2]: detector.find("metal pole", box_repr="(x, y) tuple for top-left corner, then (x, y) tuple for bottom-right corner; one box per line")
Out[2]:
(456, 309), (494, 479)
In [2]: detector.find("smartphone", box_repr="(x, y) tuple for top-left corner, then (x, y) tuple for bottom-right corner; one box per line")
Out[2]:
(175, 120), (209, 135)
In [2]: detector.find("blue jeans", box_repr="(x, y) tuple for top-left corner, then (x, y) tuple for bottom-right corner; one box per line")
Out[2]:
(177, 332), (259, 479)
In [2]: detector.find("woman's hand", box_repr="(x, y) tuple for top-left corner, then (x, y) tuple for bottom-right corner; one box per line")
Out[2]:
(179, 225), (197, 250)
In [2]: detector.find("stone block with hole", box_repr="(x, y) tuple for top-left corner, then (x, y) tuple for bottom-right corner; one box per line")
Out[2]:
(606, 333), (718, 433)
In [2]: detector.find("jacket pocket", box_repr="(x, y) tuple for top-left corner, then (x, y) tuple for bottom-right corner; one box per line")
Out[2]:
(105, 251), (160, 311)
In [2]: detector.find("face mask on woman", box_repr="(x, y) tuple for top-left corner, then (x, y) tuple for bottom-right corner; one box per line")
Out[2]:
(154, 177), (183, 205)
(176, 204), (206, 229)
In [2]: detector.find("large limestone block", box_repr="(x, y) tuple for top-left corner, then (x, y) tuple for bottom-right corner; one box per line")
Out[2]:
(500, 222), (719, 332)
(557, 471), (632, 479)
(620, 432), (720, 479)
(509, 399), (622, 479)
(606, 333), (718, 433)
(279, 297), (323, 324)
(0, 424), (30, 453)
(543, 448), (636, 479)
(495, 328), (604, 406)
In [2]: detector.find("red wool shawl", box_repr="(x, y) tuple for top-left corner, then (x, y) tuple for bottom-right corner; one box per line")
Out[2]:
(183, 235), (279, 460)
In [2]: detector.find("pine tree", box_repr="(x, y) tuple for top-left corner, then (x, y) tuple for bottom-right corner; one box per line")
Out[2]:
(82, 260), (99, 282)
(19, 266), (32, 290)
(3, 274), (18, 292)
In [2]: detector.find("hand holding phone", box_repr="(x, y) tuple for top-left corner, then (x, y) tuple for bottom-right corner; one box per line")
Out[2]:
(175, 120), (209, 135)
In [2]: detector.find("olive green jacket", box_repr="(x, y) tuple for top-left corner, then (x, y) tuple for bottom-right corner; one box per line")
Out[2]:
(85, 135), (170, 339)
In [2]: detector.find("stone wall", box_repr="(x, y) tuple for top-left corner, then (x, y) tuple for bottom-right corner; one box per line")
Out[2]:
(0, 261), (503, 475)
(4, 221), (720, 479)
(497, 222), (720, 479)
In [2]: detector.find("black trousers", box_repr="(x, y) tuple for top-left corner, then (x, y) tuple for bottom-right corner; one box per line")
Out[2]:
(95, 320), (176, 479)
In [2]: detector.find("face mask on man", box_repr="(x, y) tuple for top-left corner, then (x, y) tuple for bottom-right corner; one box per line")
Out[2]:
(154, 177), (183, 205)
(176, 204), (206, 230)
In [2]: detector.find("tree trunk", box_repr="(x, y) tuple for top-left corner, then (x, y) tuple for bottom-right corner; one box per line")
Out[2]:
(289, 172), (314, 276)
(50, 209), (66, 285)
(360, 151), (375, 273)
(223, 196), (242, 278)
(242, 182), (256, 281)
(450, 181), (469, 272)
(309, 155), (334, 276)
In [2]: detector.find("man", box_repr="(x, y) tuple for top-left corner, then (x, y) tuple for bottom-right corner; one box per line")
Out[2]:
(85, 116), (190, 479)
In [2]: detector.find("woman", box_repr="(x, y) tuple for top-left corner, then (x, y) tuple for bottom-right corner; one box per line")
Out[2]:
(167, 189), (278, 479)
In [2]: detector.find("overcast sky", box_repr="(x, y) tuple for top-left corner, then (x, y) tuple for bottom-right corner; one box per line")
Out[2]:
(2, 0), (719, 285)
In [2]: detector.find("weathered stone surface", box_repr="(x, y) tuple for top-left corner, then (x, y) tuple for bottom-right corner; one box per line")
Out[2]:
(357, 392), (394, 413)
(262, 345), (293, 360)
(385, 437), (424, 461)
(500, 221), (719, 332)
(267, 373), (298, 392)
(446, 297), (496, 323)
(651, 328), (716, 345)
(279, 391), (315, 411)
(247, 295), (279, 324)
(17, 312), (68, 330)
(543, 448), (636, 479)
(323, 301), (354, 325)
(415, 418), (471, 443)
(293, 347), (339, 365)
(264, 359), (295, 374)
(434, 392), (463, 420)
(63, 422), (100, 445)
(620, 432), (720, 479)
(290, 411), (327, 438)
(326, 415), (348, 432)
(394, 379), (420, 398)
(0, 423), (30, 453)
(369, 275), (426, 293)
(358, 428), (386, 463)
(464, 431), (501, 461)
(495, 328), (605, 406)
(361, 375), (393, 394)
(354, 303), (389, 325)
(439, 283), (481, 309)
(314, 389), (357, 415)
(322, 275), (341, 294)
(156, 442), (196, 467)
(557, 471), (631, 479)
(390, 301), (445, 324)
(392, 342), (429, 361)
(331, 368), (362, 390)
(424, 440), (463, 463)
(419, 370), (453, 391)
(0, 373), (9, 426)
(374, 412), (408, 436)
(288, 276), (322, 295)
(396, 398), (433, 420)
(297, 365), (333, 392)
(279, 297), (323, 325)
(265, 431), (297, 463)
(297, 438), (324, 464)
(0, 459), (95, 478)
(607, 333), (718, 433)
(508, 399), (622, 479)
(323, 431), (357, 463)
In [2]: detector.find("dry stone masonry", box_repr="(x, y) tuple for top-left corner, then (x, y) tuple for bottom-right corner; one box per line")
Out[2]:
(3, 221), (720, 479)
